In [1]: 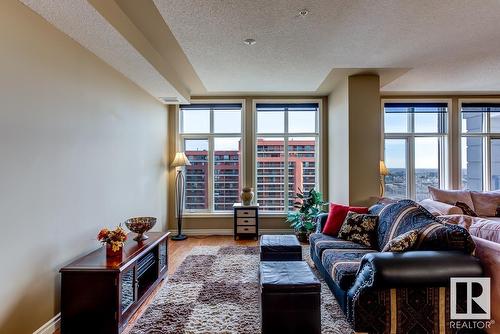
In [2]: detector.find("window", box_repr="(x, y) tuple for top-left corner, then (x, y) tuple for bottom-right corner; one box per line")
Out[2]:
(179, 103), (242, 212)
(255, 103), (320, 212)
(461, 102), (500, 191)
(383, 102), (448, 201)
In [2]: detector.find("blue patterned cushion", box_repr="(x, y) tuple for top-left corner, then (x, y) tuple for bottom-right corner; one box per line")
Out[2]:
(309, 233), (371, 258)
(376, 200), (438, 251)
(321, 249), (376, 290)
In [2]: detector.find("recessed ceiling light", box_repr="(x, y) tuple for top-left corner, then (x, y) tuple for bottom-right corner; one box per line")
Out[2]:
(243, 38), (256, 46)
(298, 9), (309, 17)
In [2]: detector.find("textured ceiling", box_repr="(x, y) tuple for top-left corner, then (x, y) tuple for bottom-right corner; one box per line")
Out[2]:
(154, 0), (500, 93)
(20, 0), (185, 103)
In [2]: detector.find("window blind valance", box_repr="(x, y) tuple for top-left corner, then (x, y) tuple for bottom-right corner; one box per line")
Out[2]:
(180, 103), (242, 110)
(256, 103), (319, 111)
(461, 103), (500, 112)
(384, 102), (448, 113)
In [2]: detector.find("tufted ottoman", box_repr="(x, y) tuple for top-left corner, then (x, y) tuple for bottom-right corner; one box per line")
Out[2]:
(259, 261), (321, 334)
(260, 234), (302, 261)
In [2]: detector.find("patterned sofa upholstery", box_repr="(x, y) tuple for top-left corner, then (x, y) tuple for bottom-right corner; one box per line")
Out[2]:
(310, 200), (484, 333)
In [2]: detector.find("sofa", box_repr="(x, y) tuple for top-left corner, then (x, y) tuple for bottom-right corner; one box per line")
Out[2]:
(419, 188), (500, 333)
(310, 200), (484, 333)
(420, 187), (500, 243)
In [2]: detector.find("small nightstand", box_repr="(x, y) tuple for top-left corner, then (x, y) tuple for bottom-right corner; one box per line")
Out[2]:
(233, 203), (259, 240)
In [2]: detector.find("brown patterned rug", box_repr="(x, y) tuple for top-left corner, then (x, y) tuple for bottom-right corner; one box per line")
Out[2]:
(129, 245), (353, 334)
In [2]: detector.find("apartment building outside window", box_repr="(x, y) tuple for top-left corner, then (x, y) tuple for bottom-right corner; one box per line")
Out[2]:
(460, 101), (500, 191)
(255, 102), (320, 212)
(383, 101), (449, 201)
(179, 103), (243, 212)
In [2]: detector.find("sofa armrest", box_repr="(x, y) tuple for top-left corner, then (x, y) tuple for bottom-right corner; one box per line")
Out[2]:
(350, 251), (483, 291)
(315, 213), (329, 233)
(419, 199), (463, 216)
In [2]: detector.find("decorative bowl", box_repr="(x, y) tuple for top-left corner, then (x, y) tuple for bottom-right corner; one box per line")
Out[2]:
(124, 217), (157, 241)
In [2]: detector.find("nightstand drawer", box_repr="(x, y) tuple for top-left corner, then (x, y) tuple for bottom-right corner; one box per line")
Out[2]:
(237, 226), (256, 234)
(236, 210), (256, 218)
(237, 218), (256, 226)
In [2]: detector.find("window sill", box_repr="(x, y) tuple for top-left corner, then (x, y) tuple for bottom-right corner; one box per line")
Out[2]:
(181, 212), (287, 218)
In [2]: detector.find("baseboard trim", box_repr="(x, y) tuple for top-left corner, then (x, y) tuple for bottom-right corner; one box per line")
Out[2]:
(169, 228), (292, 236)
(33, 313), (60, 334)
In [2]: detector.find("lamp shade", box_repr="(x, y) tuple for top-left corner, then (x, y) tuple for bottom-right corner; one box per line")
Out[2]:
(171, 152), (191, 168)
(379, 160), (389, 176)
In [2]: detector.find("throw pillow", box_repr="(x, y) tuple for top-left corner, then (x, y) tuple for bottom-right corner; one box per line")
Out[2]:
(470, 191), (500, 217)
(455, 201), (478, 217)
(337, 211), (378, 248)
(428, 186), (474, 210)
(382, 230), (419, 252)
(322, 203), (368, 236)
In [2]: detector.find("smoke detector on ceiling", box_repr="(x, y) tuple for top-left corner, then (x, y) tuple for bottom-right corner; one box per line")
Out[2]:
(298, 9), (309, 17)
(243, 38), (256, 46)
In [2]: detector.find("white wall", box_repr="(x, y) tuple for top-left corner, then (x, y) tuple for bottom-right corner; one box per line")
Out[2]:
(0, 1), (167, 332)
(328, 78), (350, 204)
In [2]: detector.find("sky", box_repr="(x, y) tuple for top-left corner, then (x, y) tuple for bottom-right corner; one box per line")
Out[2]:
(384, 113), (441, 169)
(182, 108), (317, 151)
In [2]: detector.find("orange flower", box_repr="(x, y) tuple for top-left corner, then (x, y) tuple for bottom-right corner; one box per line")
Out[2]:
(97, 228), (110, 241)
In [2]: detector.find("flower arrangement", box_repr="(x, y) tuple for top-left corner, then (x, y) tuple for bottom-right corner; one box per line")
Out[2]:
(97, 226), (127, 252)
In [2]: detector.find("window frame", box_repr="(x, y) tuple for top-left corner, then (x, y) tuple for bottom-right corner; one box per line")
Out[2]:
(459, 98), (500, 191)
(381, 98), (452, 200)
(253, 99), (323, 214)
(177, 99), (246, 215)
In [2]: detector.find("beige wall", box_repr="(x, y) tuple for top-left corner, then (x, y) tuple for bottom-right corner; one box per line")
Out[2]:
(167, 96), (328, 231)
(328, 75), (381, 206)
(348, 75), (381, 206)
(0, 1), (167, 333)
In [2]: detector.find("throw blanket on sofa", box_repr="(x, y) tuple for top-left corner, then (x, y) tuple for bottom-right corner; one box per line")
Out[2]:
(372, 200), (475, 254)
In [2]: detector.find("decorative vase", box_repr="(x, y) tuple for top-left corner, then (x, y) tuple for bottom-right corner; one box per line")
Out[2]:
(106, 244), (123, 260)
(240, 187), (254, 206)
(124, 217), (157, 241)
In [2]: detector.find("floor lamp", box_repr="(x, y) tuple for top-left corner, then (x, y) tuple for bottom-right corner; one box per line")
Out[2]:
(379, 160), (389, 197)
(171, 152), (191, 241)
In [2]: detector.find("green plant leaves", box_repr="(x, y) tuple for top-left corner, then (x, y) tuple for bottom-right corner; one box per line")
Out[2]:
(284, 188), (326, 233)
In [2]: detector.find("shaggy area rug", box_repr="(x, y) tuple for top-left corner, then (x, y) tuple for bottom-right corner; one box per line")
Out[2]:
(129, 246), (353, 334)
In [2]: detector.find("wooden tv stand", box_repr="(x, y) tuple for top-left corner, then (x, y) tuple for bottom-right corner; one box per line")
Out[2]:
(60, 232), (169, 334)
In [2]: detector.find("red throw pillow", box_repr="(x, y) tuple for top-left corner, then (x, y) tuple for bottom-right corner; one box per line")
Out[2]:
(322, 203), (369, 236)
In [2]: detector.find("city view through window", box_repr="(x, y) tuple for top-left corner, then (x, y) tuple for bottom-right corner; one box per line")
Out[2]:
(383, 103), (446, 201)
(461, 104), (500, 191)
(384, 102), (500, 200)
(181, 103), (319, 212)
(184, 138), (317, 211)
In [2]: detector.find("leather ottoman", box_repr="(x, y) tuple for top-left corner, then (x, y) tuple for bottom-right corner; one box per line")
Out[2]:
(260, 234), (302, 261)
(259, 261), (321, 334)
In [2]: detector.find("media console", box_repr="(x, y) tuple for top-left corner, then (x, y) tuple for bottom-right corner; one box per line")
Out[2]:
(60, 232), (169, 334)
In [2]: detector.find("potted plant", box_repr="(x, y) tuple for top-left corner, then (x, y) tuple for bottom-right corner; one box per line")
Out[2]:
(285, 188), (326, 243)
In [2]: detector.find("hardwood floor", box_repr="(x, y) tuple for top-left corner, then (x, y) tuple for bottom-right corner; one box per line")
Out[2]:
(55, 236), (257, 334)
